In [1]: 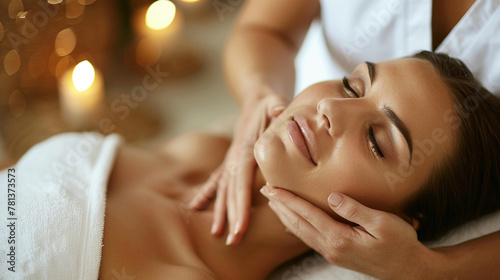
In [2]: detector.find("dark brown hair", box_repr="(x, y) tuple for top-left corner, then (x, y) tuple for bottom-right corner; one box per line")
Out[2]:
(403, 51), (500, 242)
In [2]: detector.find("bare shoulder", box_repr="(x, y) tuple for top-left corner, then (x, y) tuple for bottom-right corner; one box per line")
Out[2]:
(154, 131), (232, 175)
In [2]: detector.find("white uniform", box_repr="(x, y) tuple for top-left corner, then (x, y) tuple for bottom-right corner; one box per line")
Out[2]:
(295, 0), (500, 96)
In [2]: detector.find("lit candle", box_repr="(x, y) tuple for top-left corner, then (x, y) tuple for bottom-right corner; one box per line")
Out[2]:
(58, 60), (104, 129)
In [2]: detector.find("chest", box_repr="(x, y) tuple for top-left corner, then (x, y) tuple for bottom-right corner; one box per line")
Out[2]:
(99, 146), (211, 278)
(99, 186), (209, 278)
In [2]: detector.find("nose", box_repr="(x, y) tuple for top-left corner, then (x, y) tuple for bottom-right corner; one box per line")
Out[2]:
(316, 98), (367, 137)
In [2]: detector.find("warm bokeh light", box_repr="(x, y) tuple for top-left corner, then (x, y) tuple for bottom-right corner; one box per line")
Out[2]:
(66, 0), (85, 19)
(48, 51), (60, 76)
(9, 89), (26, 118)
(146, 0), (176, 30)
(8, 0), (24, 19)
(72, 60), (95, 92)
(78, 0), (97, 5)
(136, 37), (162, 66)
(0, 21), (4, 42)
(55, 56), (74, 78)
(4, 49), (21, 76)
(47, 0), (63, 4)
(55, 28), (77, 56)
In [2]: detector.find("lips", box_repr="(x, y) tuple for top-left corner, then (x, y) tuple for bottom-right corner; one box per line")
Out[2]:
(287, 116), (317, 165)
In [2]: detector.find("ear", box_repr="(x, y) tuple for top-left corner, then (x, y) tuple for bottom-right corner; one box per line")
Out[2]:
(400, 214), (421, 231)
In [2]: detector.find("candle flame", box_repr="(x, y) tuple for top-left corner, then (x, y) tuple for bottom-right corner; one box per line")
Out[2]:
(146, 0), (176, 30)
(73, 60), (95, 92)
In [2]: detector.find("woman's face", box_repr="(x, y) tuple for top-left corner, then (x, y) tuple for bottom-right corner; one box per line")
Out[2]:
(254, 58), (456, 216)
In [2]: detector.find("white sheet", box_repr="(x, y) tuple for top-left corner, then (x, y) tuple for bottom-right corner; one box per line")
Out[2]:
(266, 209), (500, 280)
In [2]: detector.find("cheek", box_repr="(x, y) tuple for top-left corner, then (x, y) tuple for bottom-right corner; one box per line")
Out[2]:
(331, 161), (410, 212)
(254, 130), (281, 173)
(294, 144), (393, 214)
(254, 128), (288, 185)
(254, 123), (309, 188)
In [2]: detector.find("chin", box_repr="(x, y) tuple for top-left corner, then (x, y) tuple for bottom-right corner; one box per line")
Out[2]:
(254, 130), (290, 187)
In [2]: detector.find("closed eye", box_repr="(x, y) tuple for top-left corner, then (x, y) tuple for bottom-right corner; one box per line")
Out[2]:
(368, 127), (384, 158)
(342, 76), (359, 98)
(343, 74), (384, 159)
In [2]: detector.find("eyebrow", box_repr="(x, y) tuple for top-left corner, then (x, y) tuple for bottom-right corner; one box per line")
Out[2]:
(365, 61), (413, 166)
(366, 61), (376, 84)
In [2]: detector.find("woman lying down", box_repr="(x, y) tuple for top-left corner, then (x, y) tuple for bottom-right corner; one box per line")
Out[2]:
(1, 51), (500, 280)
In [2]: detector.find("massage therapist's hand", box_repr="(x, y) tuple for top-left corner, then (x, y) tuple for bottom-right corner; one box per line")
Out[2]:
(260, 186), (447, 280)
(189, 92), (288, 245)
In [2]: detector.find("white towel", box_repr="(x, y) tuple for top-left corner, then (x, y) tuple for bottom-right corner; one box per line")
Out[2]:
(0, 132), (122, 280)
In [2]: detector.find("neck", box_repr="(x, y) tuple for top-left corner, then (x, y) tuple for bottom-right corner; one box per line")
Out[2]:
(189, 168), (310, 280)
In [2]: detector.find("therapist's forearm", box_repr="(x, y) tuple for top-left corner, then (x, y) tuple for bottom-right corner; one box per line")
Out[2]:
(222, 0), (319, 106)
(421, 231), (500, 280)
(223, 27), (297, 106)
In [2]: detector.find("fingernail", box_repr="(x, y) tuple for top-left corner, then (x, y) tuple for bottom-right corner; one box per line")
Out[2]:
(259, 186), (268, 196)
(328, 193), (342, 207)
(211, 223), (218, 235)
(273, 105), (286, 112)
(226, 233), (234, 246)
(268, 190), (278, 200)
(260, 186), (278, 200)
(265, 185), (278, 199)
(235, 220), (243, 235)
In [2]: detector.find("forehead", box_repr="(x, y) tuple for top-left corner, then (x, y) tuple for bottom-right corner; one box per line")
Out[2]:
(369, 58), (457, 163)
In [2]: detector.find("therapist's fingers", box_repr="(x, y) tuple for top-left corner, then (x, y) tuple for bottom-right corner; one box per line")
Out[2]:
(267, 199), (328, 251)
(188, 166), (223, 210)
(229, 115), (268, 245)
(226, 166), (244, 245)
(262, 186), (352, 237)
(229, 154), (256, 246)
(327, 193), (386, 236)
(225, 107), (269, 245)
(211, 180), (228, 236)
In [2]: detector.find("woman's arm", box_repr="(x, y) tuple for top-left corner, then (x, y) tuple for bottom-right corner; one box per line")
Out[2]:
(261, 186), (500, 280)
(223, 0), (320, 104)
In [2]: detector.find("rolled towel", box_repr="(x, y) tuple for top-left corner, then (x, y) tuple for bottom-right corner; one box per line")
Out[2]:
(0, 132), (122, 280)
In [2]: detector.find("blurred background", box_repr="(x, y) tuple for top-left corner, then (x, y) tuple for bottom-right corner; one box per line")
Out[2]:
(0, 0), (242, 165)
